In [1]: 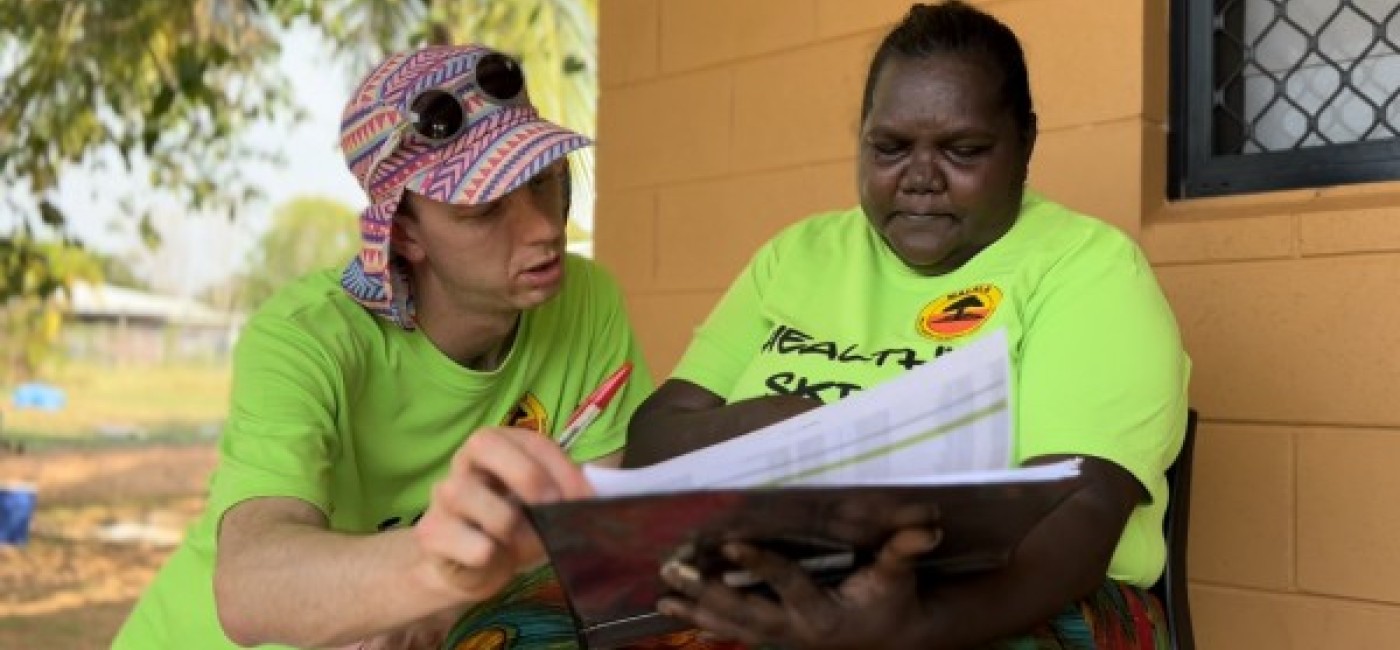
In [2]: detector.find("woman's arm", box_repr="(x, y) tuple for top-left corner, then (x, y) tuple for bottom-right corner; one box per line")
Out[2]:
(904, 455), (1140, 648)
(658, 455), (1140, 650)
(623, 379), (822, 468)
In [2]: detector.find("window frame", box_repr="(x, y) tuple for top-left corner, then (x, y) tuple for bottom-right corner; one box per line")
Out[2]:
(1169, 0), (1400, 199)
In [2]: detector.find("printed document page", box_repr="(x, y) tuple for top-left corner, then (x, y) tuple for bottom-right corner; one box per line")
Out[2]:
(587, 329), (1024, 497)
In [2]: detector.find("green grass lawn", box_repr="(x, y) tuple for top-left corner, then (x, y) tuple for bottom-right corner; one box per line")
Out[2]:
(2, 361), (231, 444)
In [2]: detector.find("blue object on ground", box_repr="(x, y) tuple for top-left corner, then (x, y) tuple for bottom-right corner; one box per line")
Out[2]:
(12, 382), (66, 411)
(0, 484), (37, 545)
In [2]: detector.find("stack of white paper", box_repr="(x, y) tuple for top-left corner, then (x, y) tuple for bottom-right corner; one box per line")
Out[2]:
(587, 330), (1074, 498)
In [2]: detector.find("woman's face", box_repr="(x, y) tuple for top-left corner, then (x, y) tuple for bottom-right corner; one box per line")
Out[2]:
(858, 54), (1034, 275)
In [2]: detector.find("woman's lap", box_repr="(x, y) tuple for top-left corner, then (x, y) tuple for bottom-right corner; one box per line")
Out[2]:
(993, 580), (1168, 650)
(443, 575), (1167, 649)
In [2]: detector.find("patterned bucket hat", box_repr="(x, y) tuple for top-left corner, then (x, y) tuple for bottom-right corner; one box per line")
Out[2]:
(338, 45), (591, 328)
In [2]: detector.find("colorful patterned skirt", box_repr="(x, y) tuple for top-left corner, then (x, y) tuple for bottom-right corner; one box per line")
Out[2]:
(443, 571), (1167, 650)
(993, 580), (1169, 650)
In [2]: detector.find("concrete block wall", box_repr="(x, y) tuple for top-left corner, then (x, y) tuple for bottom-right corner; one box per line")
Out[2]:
(1146, 187), (1400, 647)
(596, 1), (1400, 646)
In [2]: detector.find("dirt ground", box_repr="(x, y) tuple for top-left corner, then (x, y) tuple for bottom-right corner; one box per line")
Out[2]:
(0, 443), (219, 649)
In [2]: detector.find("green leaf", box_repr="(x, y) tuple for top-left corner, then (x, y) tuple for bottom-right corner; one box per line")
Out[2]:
(152, 85), (175, 118)
(36, 200), (65, 227)
(138, 213), (162, 248)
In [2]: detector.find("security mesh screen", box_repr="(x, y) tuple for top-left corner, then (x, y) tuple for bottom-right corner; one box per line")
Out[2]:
(1212, 0), (1400, 155)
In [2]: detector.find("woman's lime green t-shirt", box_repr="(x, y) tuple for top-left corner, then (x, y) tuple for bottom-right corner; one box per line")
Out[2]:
(673, 192), (1190, 587)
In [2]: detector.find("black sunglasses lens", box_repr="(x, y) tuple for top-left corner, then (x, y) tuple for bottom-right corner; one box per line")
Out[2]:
(409, 90), (464, 142)
(476, 53), (525, 101)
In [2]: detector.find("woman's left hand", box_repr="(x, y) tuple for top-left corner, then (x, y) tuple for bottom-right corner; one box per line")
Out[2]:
(657, 527), (941, 650)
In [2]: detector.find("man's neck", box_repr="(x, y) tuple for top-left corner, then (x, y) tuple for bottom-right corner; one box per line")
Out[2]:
(415, 303), (521, 372)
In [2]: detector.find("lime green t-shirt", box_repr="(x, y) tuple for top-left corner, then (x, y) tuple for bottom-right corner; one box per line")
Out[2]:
(673, 192), (1190, 587)
(114, 255), (651, 649)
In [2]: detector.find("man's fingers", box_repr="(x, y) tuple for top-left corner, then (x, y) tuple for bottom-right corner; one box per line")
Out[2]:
(455, 429), (572, 504)
(408, 426), (598, 601)
(412, 500), (502, 571)
(412, 426), (597, 597)
(430, 475), (522, 546)
(502, 427), (595, 498)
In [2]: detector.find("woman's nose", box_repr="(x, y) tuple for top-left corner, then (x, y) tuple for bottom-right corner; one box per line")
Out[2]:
(901, 152), (944, 193)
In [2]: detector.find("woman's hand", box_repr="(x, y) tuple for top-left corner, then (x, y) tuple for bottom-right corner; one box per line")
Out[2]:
(411, 427), (594, 603)
(655, 457), (1141, 650)
(657, 527), (941, 650)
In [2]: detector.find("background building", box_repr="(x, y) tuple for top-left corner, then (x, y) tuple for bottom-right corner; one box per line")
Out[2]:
(61, 283), (241, 366)
(593, 1), (1400, 647)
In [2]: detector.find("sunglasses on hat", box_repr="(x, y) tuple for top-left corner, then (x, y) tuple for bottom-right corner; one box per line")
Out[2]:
(365, 52), (527, 185)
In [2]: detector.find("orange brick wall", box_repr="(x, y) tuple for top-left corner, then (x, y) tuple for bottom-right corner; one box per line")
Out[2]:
(596, 1), (1400, 647)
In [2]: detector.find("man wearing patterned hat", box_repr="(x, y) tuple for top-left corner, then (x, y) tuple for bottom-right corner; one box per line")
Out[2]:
(114, 45), (651, 649)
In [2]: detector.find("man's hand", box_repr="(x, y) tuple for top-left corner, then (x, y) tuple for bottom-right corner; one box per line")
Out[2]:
(411, 427), (594, 602)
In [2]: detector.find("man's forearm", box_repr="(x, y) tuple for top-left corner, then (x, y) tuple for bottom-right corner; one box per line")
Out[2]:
(216, 522), (466, 648)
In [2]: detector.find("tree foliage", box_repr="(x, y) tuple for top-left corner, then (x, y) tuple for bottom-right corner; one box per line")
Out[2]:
(0, 0), (307, 243)
(0, 0), (304, 380)
(0, 0), (597, 257)
(0, 0), (599, 379)
(235, 196), (360, 310)
(0, 239), (104, 383)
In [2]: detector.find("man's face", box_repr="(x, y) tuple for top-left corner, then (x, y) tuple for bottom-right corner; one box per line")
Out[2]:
(857, 54), (1034, 276)
(394, 162), (570, 315)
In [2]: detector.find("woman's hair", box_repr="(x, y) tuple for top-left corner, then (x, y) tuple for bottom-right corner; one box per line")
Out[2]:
(859, 1), (1034, 136)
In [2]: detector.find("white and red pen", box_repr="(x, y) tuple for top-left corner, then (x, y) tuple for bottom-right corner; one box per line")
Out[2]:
(557, 361), (633, 451)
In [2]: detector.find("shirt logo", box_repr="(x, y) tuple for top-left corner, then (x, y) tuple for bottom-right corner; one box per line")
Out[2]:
(917, 284), (1003, 340)
(502, 392), (549, 433)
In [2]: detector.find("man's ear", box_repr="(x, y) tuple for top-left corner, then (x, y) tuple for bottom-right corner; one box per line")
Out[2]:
(391, 209), (425, 263)
(561, 159), (573, 222)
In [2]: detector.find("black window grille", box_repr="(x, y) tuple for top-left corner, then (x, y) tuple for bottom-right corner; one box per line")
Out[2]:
(1170, 0), (1400, 198)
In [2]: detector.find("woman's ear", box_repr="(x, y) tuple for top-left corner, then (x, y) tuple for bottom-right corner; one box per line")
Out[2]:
(1017, 112), (1038, 185)
(1021, 112), (1039, 159)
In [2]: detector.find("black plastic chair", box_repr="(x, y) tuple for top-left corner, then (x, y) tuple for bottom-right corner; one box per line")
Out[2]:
(1150, 408), (1198, 650)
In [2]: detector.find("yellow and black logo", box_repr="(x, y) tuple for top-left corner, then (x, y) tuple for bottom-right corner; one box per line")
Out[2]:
(502, 392), (549, 434)
(917, 284), (1003, 340)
